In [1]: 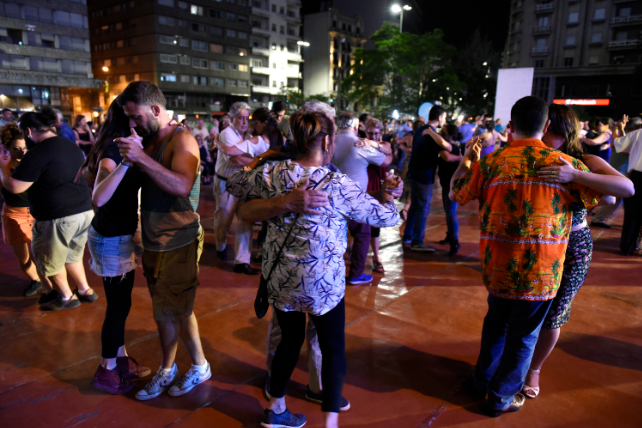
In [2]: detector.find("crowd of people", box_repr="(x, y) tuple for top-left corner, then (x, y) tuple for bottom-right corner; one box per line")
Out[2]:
(0, 83), (640, 427)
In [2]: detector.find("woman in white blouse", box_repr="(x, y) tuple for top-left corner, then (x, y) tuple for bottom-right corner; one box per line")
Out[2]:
(227, 111), (401, 428)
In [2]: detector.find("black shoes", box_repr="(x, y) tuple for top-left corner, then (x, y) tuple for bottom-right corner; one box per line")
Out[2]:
(462, 376), (486, 401)
(216, 250), (227, 261)
(38, 290), (58, 305)
(449, 240), (461, 256)
(438, 233), (451, 245)
(233, 263), (259, 275)
(75, 288), (99, 303)
(23, 280), (42, 297)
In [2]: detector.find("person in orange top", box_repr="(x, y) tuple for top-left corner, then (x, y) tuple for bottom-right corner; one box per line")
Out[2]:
(450, 96), (602, 417)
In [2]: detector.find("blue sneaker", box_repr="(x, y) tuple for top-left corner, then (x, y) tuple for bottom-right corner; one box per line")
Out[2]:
(402, 237), (412, 244)
(347, 273), (373, 285)
(260, 408), (306, 428)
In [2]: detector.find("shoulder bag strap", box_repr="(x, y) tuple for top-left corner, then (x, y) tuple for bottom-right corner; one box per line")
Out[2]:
(262, 171), (329, 281)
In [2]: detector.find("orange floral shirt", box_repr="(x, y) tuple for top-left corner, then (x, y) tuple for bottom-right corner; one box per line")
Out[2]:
(452, 139), (601, 301)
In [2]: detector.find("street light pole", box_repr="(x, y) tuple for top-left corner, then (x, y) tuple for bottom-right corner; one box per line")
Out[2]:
(391, 4), (412, 33)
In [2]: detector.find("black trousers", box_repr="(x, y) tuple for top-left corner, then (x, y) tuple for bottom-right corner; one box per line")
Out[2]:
(621, 170), (642, 255)
(101, 270), (135, 358)
(269, 298), (346, 413)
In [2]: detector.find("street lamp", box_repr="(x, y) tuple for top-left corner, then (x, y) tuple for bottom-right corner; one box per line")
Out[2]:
(391, 4), (412, 33)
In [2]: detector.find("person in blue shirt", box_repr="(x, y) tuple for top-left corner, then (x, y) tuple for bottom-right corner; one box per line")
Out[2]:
(52, 109), (77, 144)
(495, 118), (504, 133)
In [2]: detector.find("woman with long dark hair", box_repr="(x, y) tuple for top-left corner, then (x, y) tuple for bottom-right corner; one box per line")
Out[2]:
(523, 105), (633, 398)
(85, 99), (151, 394)
(73, 114), (96, 155)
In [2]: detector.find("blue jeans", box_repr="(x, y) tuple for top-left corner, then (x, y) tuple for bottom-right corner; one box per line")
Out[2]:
(441, 184), (459, 240)
(403, 177), (433, 244)
(473, 294), (553, 410)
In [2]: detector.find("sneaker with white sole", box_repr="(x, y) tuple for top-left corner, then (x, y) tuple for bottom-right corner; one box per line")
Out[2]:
(411, 243), (435, 252)
(135, 364), (179, 400)
(168, 362), (211, 396)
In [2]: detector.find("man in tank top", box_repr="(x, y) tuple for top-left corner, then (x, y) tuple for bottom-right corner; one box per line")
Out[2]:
(116, 81), (210, 401)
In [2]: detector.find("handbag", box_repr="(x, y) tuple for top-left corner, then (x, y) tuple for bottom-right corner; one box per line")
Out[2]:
(254, 171), (329, 319)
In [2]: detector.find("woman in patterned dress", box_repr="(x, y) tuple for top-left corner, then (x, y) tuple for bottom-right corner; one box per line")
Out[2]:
(523, 105), (634, 398)
(228, 110), (401, 428)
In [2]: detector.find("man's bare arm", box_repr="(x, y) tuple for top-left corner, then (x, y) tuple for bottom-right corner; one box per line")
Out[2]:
(120, 132), (199, 198)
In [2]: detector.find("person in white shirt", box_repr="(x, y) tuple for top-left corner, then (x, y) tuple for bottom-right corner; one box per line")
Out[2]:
(191, 119), (209, 141)
(613, 117), (642, 255)
(331, 112), (392, 285)
(213, 102), (268, 274)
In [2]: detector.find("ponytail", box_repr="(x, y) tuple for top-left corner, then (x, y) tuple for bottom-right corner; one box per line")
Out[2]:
(289, 111), (334, 158)
(18, 107), (57, 135)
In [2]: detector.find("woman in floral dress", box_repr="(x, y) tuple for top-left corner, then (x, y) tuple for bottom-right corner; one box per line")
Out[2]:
(523, 105), (634, 398)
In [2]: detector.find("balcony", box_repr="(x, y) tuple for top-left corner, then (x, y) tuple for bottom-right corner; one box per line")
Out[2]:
(286, 51), (301, 62)
(286, 12), (301, 24)
(285, 66), (301, 79)
(252, 7), (270, 18)
(251, 66), (271, 75)
(608, 39), (640, 50)
(252, 85), (272, 94)
(535, 3), (554, 13)
(531, 47), (549, 55)
(252, 26), (270, 36)
(533, 25), (551, 34)
(611, 15), (642, 26)
(252, 46), (270, 57)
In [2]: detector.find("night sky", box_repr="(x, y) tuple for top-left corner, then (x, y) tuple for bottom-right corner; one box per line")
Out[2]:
(303, 0), (513, 51)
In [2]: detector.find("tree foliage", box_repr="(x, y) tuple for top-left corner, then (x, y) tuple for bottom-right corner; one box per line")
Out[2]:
(278, 87), (331, 111)
(343, 23), (499, 118)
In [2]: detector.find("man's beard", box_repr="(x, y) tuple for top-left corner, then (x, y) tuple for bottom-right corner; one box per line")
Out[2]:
(135, 118), (160, 137)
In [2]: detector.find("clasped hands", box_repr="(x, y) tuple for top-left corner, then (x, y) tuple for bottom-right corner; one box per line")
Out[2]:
(115, 128), (145, 164)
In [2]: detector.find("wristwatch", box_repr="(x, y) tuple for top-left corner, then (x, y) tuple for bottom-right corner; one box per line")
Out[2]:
(256, 155), (264, 162)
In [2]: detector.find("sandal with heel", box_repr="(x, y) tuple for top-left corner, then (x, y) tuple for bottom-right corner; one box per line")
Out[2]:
(522, 369), (540, 398)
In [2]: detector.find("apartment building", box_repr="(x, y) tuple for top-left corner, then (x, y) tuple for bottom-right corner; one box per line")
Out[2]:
(248, 0), (302, 109)
(0, 0), (103, 119)
(88, 0), (252, 118)
(302, 8), (366, 111)
(504, 0), (642, 115)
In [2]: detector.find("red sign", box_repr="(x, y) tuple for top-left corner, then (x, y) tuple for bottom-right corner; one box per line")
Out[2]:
(552, 99), (610, 106)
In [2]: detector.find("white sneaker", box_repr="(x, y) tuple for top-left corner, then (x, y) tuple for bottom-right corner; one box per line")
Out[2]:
(168, 362), (211, 397)
(135, 364), (179, 400)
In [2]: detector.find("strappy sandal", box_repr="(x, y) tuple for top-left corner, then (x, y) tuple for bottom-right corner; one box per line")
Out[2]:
(373, 261), (385, 274)
(522, 369), (540, 398)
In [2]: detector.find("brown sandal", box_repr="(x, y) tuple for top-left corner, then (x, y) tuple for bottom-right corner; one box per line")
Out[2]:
(373, 261), (385, 274)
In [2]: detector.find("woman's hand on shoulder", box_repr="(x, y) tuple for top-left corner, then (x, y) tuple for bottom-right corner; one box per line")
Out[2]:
(537, 156), (578, 183)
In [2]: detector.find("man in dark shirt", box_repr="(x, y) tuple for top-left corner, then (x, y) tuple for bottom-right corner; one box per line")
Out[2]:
(402, 105), (447, 251)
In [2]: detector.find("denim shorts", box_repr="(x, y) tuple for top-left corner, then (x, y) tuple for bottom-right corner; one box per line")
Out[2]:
(87, 226), (138, 277)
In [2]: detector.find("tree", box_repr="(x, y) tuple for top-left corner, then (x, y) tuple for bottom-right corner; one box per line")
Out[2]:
(342, 23), (462, 117)
(278, 87), (331, 111)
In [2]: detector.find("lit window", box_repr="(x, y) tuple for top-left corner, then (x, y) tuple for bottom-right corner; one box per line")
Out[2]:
(239, 64), (248, 72)
(190, 5), (203, 15)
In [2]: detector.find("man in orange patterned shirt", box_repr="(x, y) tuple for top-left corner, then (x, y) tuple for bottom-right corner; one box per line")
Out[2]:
(450, 96), (601, 417)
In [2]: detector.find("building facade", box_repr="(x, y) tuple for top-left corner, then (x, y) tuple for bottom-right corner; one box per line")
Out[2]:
(88, 0), (253, 119)
(0, 0), (103, 119)
(504, 0), (642, 116)
(248, 0), (302, 109)
(302, 8), (366, 111)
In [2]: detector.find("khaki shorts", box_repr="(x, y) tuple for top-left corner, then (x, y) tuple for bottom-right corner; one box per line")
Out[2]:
(142, 229), (204, 322)
(31, 210), (94, 277)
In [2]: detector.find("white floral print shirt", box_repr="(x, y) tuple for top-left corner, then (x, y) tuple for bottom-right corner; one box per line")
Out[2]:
(227, 160), (400, 315)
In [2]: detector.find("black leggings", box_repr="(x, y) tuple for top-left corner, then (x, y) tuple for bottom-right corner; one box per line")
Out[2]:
(101, 270), (135, 358)
(270, 298), (346, 413)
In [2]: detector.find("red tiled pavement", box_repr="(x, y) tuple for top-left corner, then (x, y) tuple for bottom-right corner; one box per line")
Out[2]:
(0, 181), (641, 427)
